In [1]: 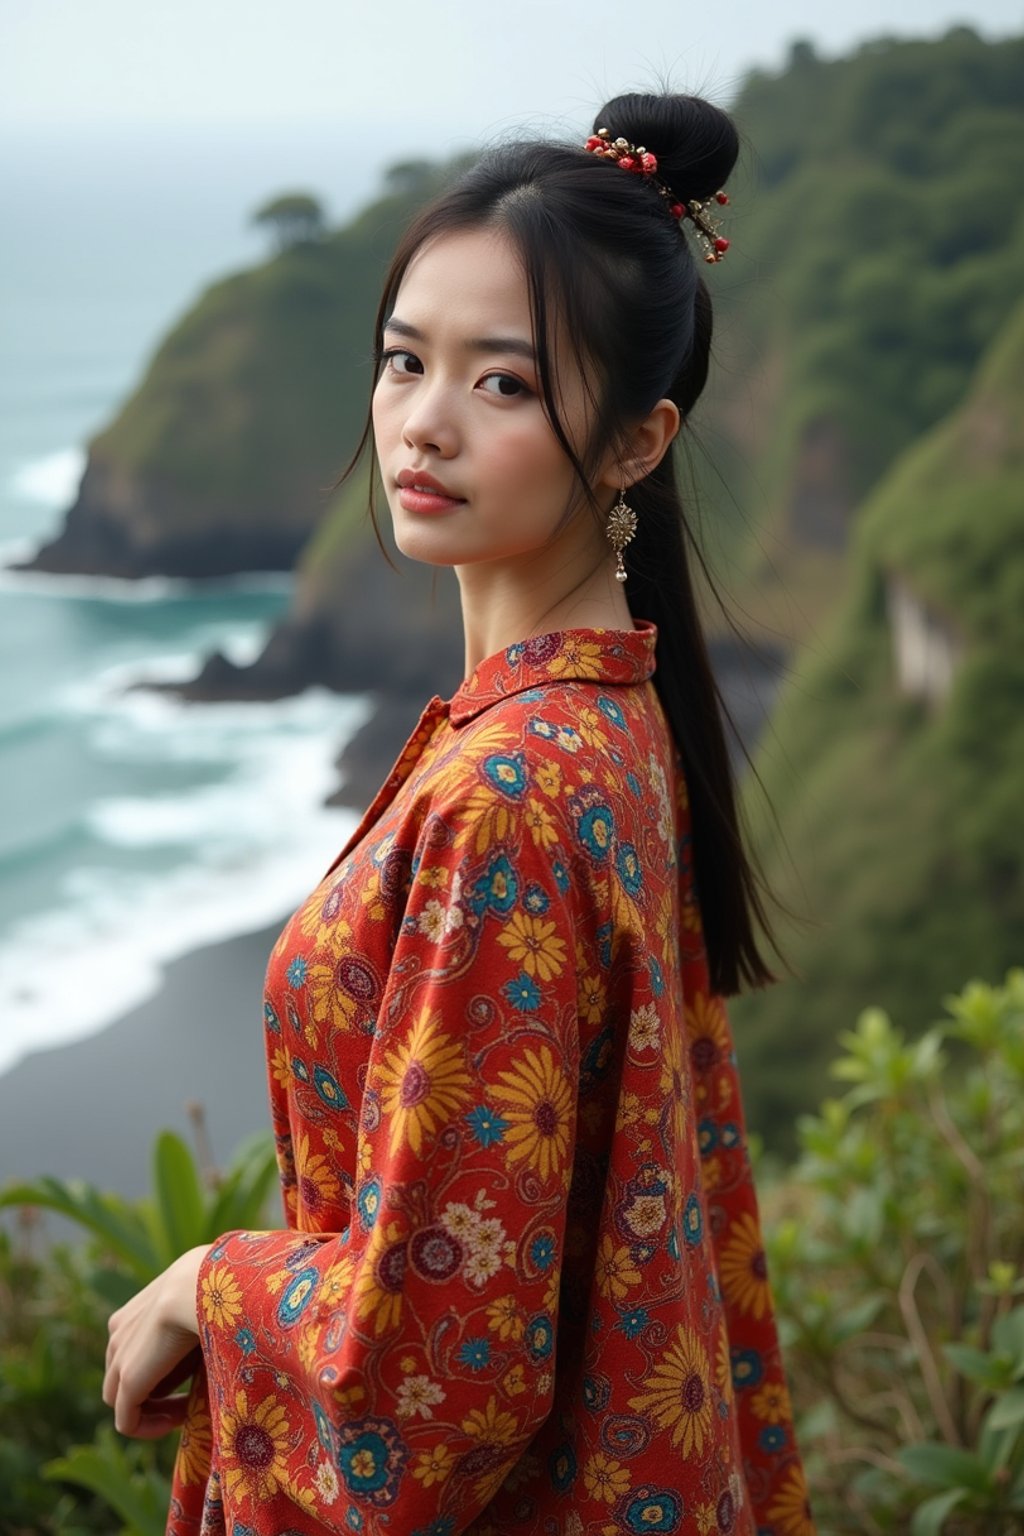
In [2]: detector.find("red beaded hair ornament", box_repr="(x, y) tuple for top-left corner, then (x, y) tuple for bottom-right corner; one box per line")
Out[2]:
(583, 126), (731, 263)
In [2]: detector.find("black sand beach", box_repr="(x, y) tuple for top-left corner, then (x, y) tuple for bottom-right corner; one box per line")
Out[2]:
(0, 920), (283, 1205)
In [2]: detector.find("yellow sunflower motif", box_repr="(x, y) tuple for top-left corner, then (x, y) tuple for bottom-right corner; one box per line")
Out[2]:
(294, 1132), (341, 1227)
(462, 1395), (520, 1445)
(628, 1324), (713, 1458)
(523, 796), (559, 850)
(219, 1389), (292, 1504)
(175, 1399), (212, 1485)
(578, 973), (607, 1025)
(658, 1016), (691, 1146)
(718, 1212), (773, 1320)
(491, 1044), (574, 1182)
(375, 1007), (473, 1158)
(582, 1451), (631, 1504)
(353, 1217), (407, 1335)
(496, 912), (567, 981)
(751, 1378), (793, 1424)
(547, 638), (605, 680)
(306, 958), (360, 1034)
(487, 1294), (525, 1340)
(595, 1235), (642, 1302)
(200, 1264), (243, 1331)
(684, 992), (731, 1077)
(270, 1044), (290, 1090)
(766, 1464), (816, 1536)
(297, 894), (352, 955)
(412, 1442), (455, 1488)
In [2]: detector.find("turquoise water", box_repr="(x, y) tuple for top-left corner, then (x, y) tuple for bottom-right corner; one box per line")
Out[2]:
(0, 124), (388, 1074)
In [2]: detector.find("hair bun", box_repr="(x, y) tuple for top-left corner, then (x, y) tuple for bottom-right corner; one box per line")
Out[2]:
(592, 92), (739, 206)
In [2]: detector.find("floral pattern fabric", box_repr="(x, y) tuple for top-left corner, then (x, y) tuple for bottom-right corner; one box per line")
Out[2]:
(167, 619), (815, 1536)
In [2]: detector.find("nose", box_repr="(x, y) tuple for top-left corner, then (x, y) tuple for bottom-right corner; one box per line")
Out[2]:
(400, 378), (459, 458)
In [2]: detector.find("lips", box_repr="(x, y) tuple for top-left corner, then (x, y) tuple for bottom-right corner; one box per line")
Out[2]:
(396, 469), (464, 499)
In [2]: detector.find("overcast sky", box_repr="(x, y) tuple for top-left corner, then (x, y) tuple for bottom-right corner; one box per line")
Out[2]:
(3, 0), (1021, 154)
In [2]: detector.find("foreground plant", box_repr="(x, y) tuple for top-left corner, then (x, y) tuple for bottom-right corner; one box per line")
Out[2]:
(764, 968), (1024, 1533)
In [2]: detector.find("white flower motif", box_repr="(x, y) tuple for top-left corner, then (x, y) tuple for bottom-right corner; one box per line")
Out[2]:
(418, 900), (447, 942)
(464, 1246), (503, 1287)
(395, 1373), (446, 1420)
(441, 1201), (480, 1240)
(473, 1216), (507, 1251)
(629, 1003), (661, 1053)
(445, 903), (465, 934)
(314, 1460), (340, 1503)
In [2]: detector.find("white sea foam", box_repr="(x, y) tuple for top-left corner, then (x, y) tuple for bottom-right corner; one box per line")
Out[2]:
(0, 561), (294, 603)
(0, 685), (374, 1078)
(9, 445), (86, 507)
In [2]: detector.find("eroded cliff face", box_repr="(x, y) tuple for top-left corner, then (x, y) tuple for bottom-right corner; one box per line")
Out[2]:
(15, 449), (319, 579)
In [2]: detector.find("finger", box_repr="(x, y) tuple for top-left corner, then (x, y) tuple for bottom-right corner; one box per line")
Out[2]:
(151, 1345), (202, 1398)
(115, 1384), (140, 1438)
(138, 1393), (191, 1430)
(102, 1361), (118, 1411)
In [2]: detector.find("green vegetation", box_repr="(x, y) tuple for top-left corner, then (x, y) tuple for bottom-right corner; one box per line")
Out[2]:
(0, 1128), (277, 1534)
(764, 968), (1024, 1532)
(732, 296), (1024, 1139)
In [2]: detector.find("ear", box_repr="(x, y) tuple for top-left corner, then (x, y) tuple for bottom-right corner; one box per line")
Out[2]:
(595, 398), (681, 493)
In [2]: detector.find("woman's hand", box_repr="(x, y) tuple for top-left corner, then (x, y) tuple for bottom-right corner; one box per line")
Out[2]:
(103, 1243), (211, 1438)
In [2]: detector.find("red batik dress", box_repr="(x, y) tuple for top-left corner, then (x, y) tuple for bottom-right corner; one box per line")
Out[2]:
(167, 618), (815, 1536)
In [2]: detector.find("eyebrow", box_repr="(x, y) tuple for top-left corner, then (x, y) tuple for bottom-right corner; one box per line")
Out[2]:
(383, 316), (536, 362)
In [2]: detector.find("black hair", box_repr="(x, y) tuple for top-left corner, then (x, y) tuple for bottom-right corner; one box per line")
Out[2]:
(334, 90), (796, 998)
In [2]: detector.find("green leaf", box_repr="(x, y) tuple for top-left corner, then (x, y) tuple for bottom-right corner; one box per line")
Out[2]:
(992, 1306), (1024, 1364)
(943, 1343), (1014, 1389)
(152, 1130), (205, 1263)
(910, 1487), (968, 1536)
(985, 1385), (1024, 1431)
(898, 1442), (992, 1493)
(0, 1178), (158, 1279)
(44, 1428), (171, 1536)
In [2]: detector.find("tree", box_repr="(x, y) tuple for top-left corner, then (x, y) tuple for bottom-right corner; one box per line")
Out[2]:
(250, 192), (327, 253)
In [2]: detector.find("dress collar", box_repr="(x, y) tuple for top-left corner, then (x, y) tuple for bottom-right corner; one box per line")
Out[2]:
(447, 618), (658, 727)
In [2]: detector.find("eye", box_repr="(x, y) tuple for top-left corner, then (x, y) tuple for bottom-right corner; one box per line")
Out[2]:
(380, 348), (422, 376)
(479, 372), (529, 398)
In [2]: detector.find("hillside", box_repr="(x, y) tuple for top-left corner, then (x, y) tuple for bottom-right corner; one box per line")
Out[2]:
(729, 296), (1024, 1143)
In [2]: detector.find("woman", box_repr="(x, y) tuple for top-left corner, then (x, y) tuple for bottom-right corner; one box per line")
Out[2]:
(105, 91), (815, 1536)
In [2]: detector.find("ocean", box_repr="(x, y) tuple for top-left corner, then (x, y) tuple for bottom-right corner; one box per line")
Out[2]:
(0, 120), (408, 1077)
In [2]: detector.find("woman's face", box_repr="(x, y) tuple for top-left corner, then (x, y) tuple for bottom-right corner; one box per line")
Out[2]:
(371, 225), (605, 571)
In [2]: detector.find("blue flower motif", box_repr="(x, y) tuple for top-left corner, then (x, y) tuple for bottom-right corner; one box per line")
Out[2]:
(337, 1427), (393, 1495)
(314, 1065), (348, 1110)
(698, 1118), (718, 1156)
(263, 1000), (280, 1034)
(291, 1056), (310, 1082)
(345, 1507), (364, 1532)
(502, 970), (541, 1012)
(358, 1176), (382, 1230)
(470, 854), (518, 915)
(529, 1232), (556, 1271)
(506, 642), (526, 666)
(731, 1347), (764, 1391)
(286, 955), (307, 989)
(549, 1442), (578, 1492)
(457, 1337), (491, 1371)
(483, 753), (527, 798)
(465, 1104), (509, 1148)
(583, 1374), (610, 1411)
(526, 1312), (553, 1361)
(617, 1306), (649, 1339)
(683, 1193), (704, 1246)
(625, 771), (642, 797)
(577, 803), (614, 860)
(623, 1490), (681, 1533)
(313, 1399), (334, 1453)
(721, 1121), (741, 1149)
(413, 1521), (455, 1536)
(597, 920), (614, 968)
(615, 841), (644, 896)
(528, 717), (557, 739)
(232, 1524), (256, 1536)
(649, 954), (665, 996)
(596, 693), (627, 729)
(523, 882), (550, 914)
(759, 1424), (787, 1453)
(234, 1327), (256, 1355)
(276, 1266), (319, 1328)
(552, 859), (571, 893)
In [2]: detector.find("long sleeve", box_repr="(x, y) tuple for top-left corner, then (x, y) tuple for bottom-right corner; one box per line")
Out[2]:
(193, 772), (581, 1533)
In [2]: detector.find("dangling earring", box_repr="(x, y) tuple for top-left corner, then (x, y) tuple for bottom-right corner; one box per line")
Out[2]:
(606, 486), (637, 583)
